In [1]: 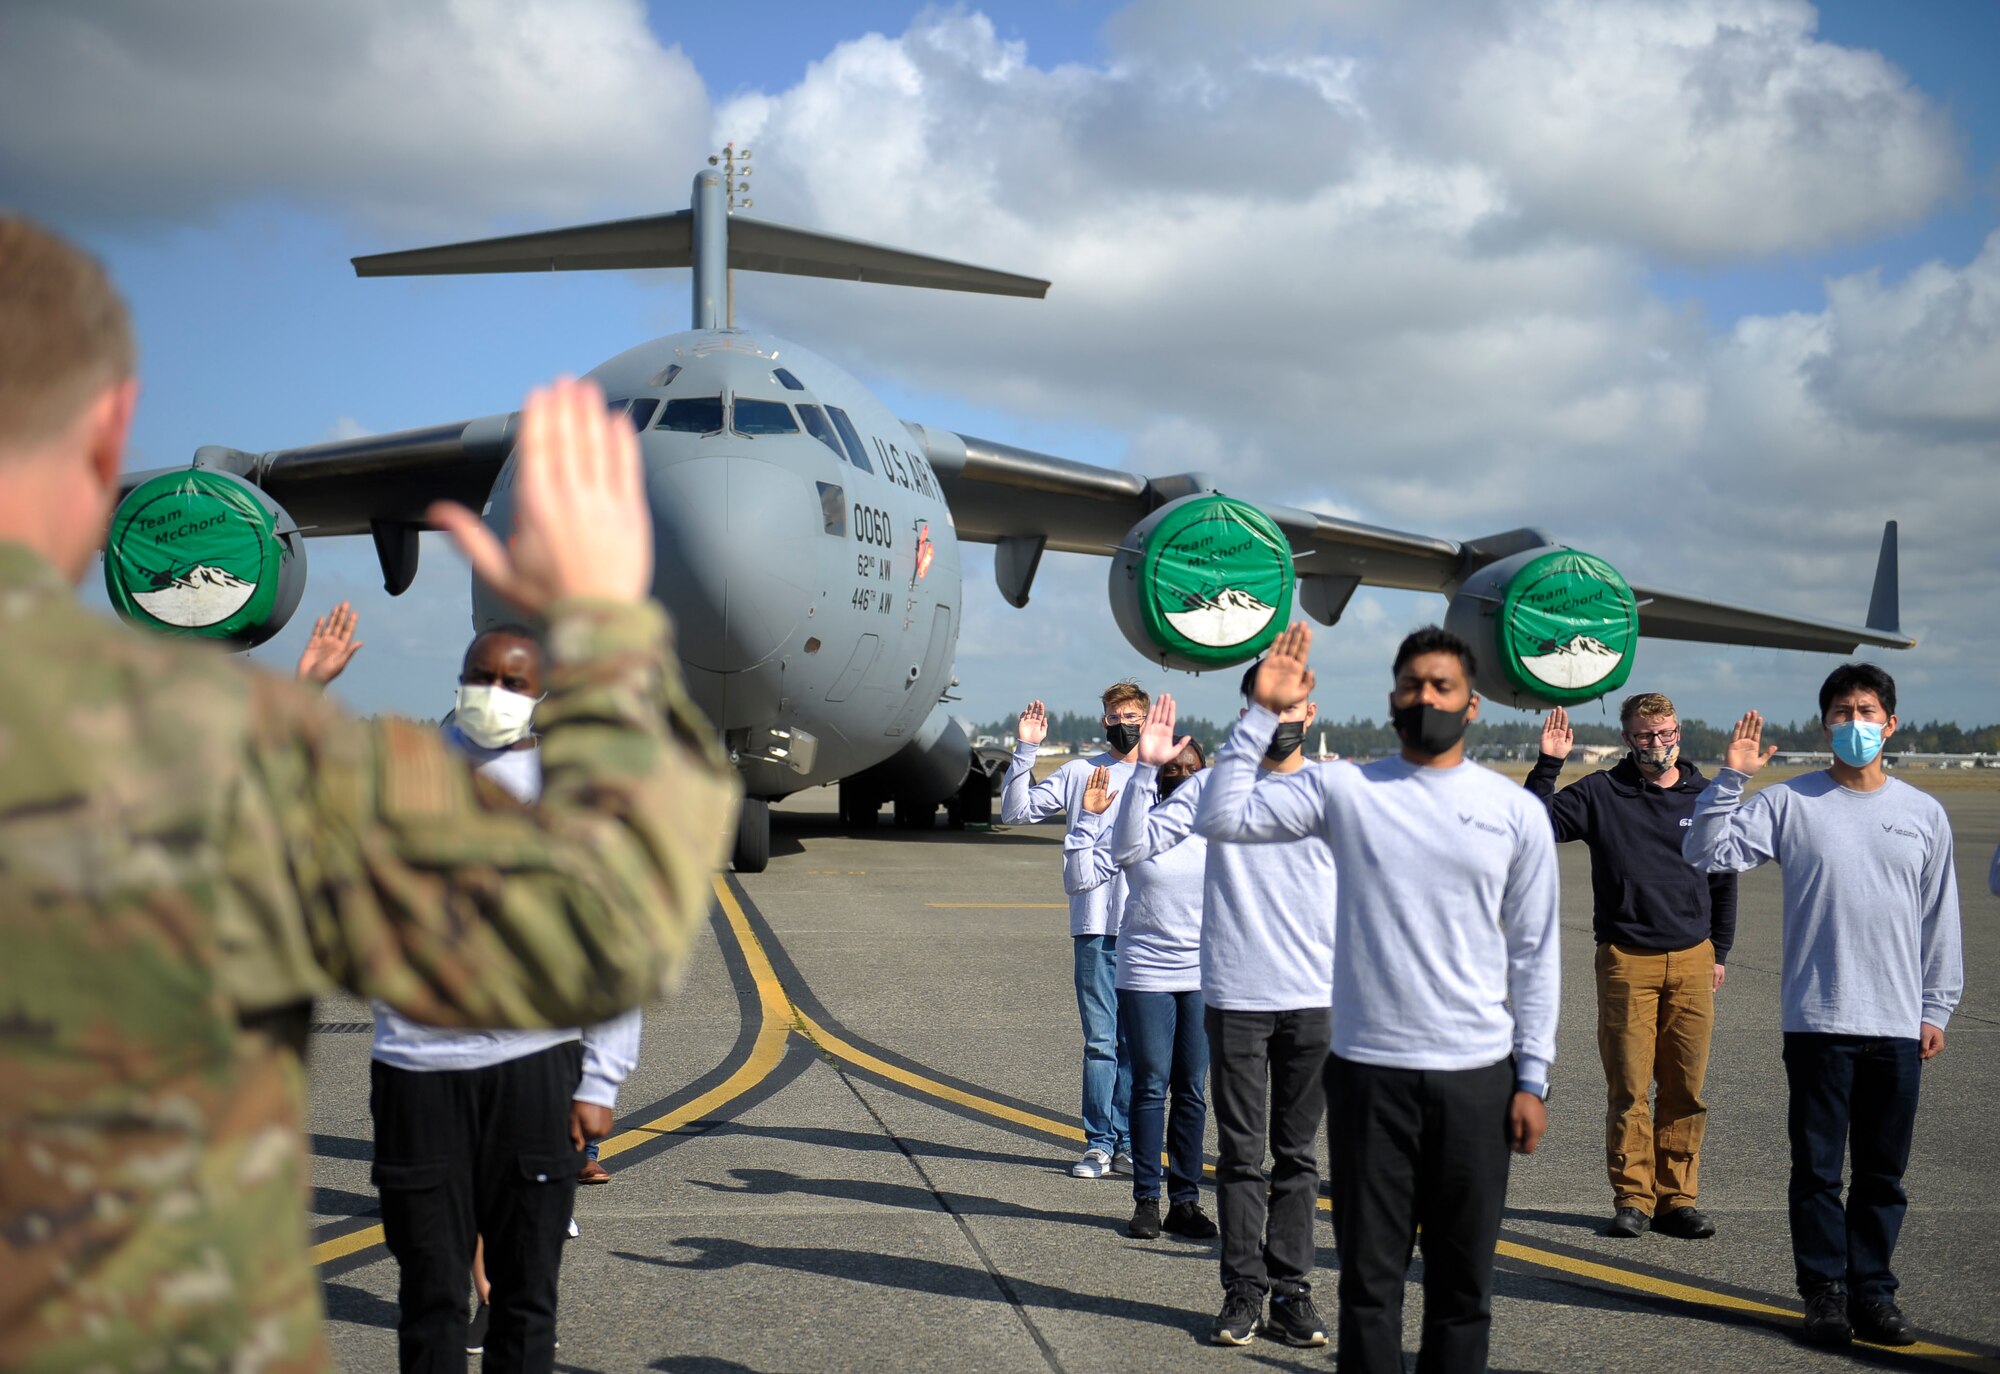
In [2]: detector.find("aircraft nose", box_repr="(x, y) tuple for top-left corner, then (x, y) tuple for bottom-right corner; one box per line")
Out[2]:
(646, 454), (818, 674)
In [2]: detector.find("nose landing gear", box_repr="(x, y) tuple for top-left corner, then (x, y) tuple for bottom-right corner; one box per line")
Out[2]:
(732, 797), (770, 873)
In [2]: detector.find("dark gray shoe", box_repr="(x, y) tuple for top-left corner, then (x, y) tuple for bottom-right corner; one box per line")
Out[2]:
(1127, 1198), (1162, 1239)
(1801, 1283), (1853, 1346)
(1850, 1299), (1916, 1347)
(1210, 1290), (1261, 1346)
(1266, 1292), (1328, 1347)
(1163, 1200), (1218, 1239)
(1605, 1207), (1650, 1238)
(1652, 1206), (1716, 1239)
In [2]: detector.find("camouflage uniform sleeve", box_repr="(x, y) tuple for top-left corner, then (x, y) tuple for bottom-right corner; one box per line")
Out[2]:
(239, 597), (738, 1029)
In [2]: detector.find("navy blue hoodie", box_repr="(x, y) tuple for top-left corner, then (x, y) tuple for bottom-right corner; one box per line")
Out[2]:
(1525, 753), (1737, 961)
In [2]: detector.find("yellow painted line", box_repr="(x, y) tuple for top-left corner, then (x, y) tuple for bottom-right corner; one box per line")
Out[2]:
(793, 1006), (1085, 1143)
(311, 876), (794, 1267)
(925, 902), (1068, 909)
(596, 878), (794, 1161)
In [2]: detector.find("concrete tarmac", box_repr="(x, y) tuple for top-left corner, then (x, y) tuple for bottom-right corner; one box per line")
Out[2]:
(306, 770), (2000, 1373)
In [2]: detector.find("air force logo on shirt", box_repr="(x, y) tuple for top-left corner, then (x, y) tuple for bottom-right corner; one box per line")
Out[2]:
(1458, 812), (1507, 837)
(1881, 822), (1922, 840)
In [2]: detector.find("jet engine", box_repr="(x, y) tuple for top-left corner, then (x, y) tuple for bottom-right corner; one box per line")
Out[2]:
(103, 468), (309, 649)
(1443, 546), (1639, 710)
(1108, 493), (1295, 673)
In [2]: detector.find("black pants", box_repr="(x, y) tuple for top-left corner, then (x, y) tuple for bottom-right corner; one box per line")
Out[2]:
(370, 1042), (584, 1374)
(1326, 1054), (1514, 1374)
(1206, 1005), (1330, 1298)
(1782, 1032), (1923, 1302)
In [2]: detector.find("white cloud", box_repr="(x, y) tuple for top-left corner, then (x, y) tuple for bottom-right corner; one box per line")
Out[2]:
(0, 0), (710, 233)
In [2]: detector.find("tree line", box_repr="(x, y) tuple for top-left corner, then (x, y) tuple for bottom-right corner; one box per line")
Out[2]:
(974, 712), (2000, 760)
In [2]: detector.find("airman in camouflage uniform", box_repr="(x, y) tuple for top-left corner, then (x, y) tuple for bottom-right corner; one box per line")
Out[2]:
(0, 217), (740, 1371)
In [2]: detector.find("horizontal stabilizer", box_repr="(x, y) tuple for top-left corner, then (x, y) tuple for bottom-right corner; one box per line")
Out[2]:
(353, 212), (1050, 298)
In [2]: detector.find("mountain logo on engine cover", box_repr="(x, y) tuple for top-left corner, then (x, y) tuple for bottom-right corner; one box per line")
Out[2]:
(1135, 495), (1294, 669)
(104, 470), (290, 639)
(1498, 550), (1638, 703)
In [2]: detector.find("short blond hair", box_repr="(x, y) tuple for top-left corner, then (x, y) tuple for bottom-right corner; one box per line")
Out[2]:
(1101, 680), (1150, 714)
(0, 217), (135, 452)
(1620, 691), (1677, 728)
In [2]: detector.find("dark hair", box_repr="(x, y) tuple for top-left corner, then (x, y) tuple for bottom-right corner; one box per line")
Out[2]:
(1818, 662), (1896, 721)
(1239, 659), (1262, 703)
(1392, 625), (1477, 681)
(1168, 738), (1208, 772)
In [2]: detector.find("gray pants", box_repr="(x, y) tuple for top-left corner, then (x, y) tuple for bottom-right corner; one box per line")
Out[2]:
(1205, 1005), (1331, 1297)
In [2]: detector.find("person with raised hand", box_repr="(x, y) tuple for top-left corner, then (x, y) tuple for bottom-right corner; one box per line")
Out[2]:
(295, 600), (364, 684)
(1064, 696), (1219, 1244)
(1527, 695), (1736, 1242)
(1684, 666), (1963, 1350)
(0, 219), (736, 1372)
(1195, 621), (1559, 1374)
(1002, 684), (1149, 1179)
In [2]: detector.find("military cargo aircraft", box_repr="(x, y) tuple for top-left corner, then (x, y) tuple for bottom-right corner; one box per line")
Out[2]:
(104, 168), (1910, 872)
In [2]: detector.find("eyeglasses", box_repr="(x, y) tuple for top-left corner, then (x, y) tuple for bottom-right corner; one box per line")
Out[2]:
(1627, 728), (1680, 745)
(1104, 712), (1146, 726)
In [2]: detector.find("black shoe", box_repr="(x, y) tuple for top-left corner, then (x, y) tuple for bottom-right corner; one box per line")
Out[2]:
(1605, 1207), (1650, 1238)
(466, 1300), (490, 1355)
(1266, 1292), (1328, 1347)
(1850, 1299), (1917, 1347)
(1800, 1283), (1853, 1346)
(1652, 1206), (1716, 1239)
(1127, 1198), (1162, 1239)
(1211, 1290), (1261, 1346)
(1163, 1200), (1218, 1239)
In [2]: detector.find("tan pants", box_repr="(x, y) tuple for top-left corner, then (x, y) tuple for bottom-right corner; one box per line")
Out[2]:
(1595, 940), (1715, 1213)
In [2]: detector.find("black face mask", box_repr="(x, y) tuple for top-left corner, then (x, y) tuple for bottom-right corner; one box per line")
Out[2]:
(1157, 769), (1195, 798)
(1264, 721), (1306, 763)
(1390, 700), (1469, 756)
(1104, 722), (1142, 755)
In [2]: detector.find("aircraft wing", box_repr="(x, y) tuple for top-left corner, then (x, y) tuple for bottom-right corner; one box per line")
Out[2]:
(913, 425), (1913, 654)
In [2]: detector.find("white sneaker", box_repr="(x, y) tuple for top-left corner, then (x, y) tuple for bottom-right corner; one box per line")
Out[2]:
(1070, 1148), (1112, 1178)
(566, 1216), (580, 1239)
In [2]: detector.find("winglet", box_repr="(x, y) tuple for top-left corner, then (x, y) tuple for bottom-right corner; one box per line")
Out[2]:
(1866, 520), (1899, 636)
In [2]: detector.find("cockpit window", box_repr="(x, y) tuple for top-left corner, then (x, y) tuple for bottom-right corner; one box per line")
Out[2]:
(657, 397), (724, 433)
(772, 368), (805, 391)
(624, 398), (658, 431)
(826, 406), (874, 473)
(732, 398), (800, 436)
(650, 364), (682, 387)
(796, 404), (846, 462)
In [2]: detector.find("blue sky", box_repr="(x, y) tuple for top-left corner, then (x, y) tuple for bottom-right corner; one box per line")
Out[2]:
(5, 0), (1996, 734)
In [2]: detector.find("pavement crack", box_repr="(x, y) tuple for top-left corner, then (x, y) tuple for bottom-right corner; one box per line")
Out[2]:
(824, 1055), (1069, 1374)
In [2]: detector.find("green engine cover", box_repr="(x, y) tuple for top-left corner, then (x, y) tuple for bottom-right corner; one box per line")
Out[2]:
(1109, 494), (1295, 672)
(104, 469), (307, 648)
(1493, 549), (1638, 704)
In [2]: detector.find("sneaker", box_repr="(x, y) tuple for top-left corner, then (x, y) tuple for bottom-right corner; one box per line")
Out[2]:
(465, 1300), (490, 1355)
(1110, 1149), (1134, 1176)
(1163, 1200), (1218, 1239)
(1266, 1292), (1328, 1347)
(565, 1215), (580, 1239)
(1849, 1298), (1916, 1347)
(1800, 1282), (1852, 1347)
(578, 1158), (611, 1185)
(1070, 1148), (1112, 1179)
(1127, 1198), (1162, 1239)
(1211, 1290), (1261, 1346)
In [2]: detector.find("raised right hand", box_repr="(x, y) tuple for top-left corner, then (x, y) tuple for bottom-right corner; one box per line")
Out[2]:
(1018, 699), (1048, 746)
(1137, 693), (1191, 767)
(1081, 765), (1118, 815)
(1540, 706), (1573, 760)
(1252, 623), (1315, 713)
(1725, 709), (1778, 775)
(427, 377), (652, 612)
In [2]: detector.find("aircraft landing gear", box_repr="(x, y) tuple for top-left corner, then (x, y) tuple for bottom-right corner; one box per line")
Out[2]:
(732, 797), (770, 874)
(838, 780), (878, 830)
(892, 794), (935, 830)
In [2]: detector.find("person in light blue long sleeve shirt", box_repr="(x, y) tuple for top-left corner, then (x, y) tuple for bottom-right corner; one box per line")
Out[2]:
(1194, 623), (1558, 1374)
(1683, 664), (1963, 1350)
(1001, 685), (1144, 1177)
(1065, 736), (1217, 1244)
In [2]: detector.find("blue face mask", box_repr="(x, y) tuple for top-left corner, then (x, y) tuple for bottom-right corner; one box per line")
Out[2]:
(1829, 719), (1885, 767)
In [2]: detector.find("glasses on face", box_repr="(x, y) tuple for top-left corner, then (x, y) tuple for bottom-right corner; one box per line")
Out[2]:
(1627, 728), (1679, 745)
(1104, 712), (1146, 726)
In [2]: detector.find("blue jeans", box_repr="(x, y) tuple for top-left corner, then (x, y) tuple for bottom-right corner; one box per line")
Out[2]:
(1073, 935), (1132, 1157)
(1119, 987), (1208, 1203)
(1782, 1032), (1922, 1302)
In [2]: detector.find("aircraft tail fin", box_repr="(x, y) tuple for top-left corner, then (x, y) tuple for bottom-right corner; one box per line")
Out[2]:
(1866, 519), (1899, 636)
(352, 211), (1049, 298)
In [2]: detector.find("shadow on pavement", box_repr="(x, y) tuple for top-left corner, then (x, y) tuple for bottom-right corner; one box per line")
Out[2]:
(1504, 1206), (1614, 1236)
(322, 1280), (399, 1330)
(701, 1124), (1063, 1172)
(687, 1167), (1126, 1234)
